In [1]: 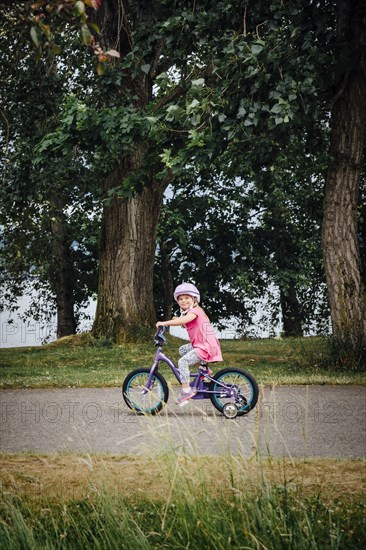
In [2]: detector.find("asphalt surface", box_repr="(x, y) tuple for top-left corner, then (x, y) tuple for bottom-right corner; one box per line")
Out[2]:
(0, 385), (365, 457)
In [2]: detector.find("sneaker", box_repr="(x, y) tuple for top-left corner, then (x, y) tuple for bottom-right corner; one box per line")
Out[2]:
(176, 388), (196, 406)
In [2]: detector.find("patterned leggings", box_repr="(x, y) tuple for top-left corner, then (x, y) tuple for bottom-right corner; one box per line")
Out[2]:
(178, 343), (201, 384)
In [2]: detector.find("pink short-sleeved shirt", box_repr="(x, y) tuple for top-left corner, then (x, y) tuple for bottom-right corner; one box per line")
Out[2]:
(185, 306), (223, 363)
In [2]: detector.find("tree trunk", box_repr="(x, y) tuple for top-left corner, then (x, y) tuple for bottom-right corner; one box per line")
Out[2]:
(50, 209), (77, 339)
(92, 161), (166, 342)
(160, 238), (174, 320)
(322, 0), (366, 354)
(280, 285), (303, 337)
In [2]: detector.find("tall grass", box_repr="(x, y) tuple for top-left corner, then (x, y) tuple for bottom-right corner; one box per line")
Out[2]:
(291, 336), (366, 372)
(1, 453), (365, 549)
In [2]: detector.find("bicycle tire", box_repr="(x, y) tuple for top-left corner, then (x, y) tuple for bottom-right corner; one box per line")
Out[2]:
(122, 368), (169, 415)
(209, 367), (259, 416)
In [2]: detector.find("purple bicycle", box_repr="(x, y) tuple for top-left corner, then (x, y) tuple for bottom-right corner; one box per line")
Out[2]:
(122, 326), (259, 419)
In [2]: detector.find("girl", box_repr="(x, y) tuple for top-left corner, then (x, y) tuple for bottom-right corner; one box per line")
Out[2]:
(156, 283), (223, 405)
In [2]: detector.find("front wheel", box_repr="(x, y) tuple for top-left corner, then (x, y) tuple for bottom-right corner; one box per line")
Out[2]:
(209, 368), (259, 416)
(122, 368), (169, 415)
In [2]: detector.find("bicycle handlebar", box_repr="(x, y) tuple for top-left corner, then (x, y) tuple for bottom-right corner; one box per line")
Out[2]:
(154, 325), (169, 345)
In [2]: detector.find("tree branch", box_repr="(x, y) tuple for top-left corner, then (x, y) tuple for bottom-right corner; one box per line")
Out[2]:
(150, 37), (167, 79)
(152, 85), (186, 113)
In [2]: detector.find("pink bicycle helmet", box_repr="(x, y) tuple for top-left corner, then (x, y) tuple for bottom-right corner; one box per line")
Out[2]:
(173, 283), (200, 303)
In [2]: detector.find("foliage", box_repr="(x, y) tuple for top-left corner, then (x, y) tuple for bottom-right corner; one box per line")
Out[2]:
(14, 0), (109, 70)
(155, 134), (329, 336)
(151, 0), (334, 336)
(1, 1), (365, 349)
(0, 7), (100, 333)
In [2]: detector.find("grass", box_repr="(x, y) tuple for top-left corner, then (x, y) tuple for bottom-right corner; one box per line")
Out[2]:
(0, 333), (365, 389)
(0, 453), (365, 549)
(1, 335), (364, 547)
(1, 333), (365, 548)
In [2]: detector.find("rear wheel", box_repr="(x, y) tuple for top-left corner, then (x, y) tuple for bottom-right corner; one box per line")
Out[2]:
(122, 368), (169, 415)
(209, 368), (259, 416)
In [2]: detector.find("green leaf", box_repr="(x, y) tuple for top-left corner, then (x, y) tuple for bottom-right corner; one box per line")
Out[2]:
(88, 22), (100, 33)
(80, 25), (92, 46)
(270, 104), (282, 114)
(237, 107), (246, 118)
(30, 26), (43, 48)
(73, 1), (86, 16)
(167, 105), (179, 113)
(191, 78), (205, 87)
(188, 99), (200, 109)
(251, 44), (264, 55)
(96, 62), (105, 75)
(141, 64), (151, 74)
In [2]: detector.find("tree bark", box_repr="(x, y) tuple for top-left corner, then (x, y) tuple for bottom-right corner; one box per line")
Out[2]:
(280, 285), (303, 337)
(322, 0), (366, 354)
(160, 238), (174, 320)
(50, 206), (77, 339)
(92, 158), (166, 342)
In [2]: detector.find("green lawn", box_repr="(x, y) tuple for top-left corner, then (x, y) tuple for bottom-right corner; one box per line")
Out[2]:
(0, 333), (365, 388)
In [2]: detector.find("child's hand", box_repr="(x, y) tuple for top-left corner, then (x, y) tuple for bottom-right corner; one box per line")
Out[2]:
(156, 321), (164, 328)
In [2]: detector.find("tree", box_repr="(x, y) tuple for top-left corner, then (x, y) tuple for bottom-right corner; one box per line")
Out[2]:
(156, 137), (328, 338)
(0, 5), (99, 338)
(322, 0), (366, 358)
(175, 0), (365, 353)
(89, 0), (334, 342)
(4, 0), (365, 357)
(88, 0), (248, 342)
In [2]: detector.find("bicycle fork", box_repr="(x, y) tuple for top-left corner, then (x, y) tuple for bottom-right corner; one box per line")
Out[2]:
(141, 361), (159, 394)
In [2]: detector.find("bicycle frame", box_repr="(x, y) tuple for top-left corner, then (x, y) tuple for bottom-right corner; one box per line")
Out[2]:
(123, 327), (259, 417)
(143, 343), (239, 402)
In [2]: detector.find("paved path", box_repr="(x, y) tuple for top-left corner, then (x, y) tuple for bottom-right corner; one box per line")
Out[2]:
(0, 386), (365, 458)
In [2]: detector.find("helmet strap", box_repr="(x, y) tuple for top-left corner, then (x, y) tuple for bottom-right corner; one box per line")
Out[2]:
(180, 298), (197, 316)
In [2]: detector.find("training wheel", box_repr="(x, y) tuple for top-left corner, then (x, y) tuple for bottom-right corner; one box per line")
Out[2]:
(222, 402), (238, 419)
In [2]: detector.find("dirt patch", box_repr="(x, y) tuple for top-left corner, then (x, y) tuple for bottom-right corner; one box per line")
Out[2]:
(1, 454), (365, 505)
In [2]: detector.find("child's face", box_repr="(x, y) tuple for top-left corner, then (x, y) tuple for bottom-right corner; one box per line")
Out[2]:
(177, 294), (195, 311)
